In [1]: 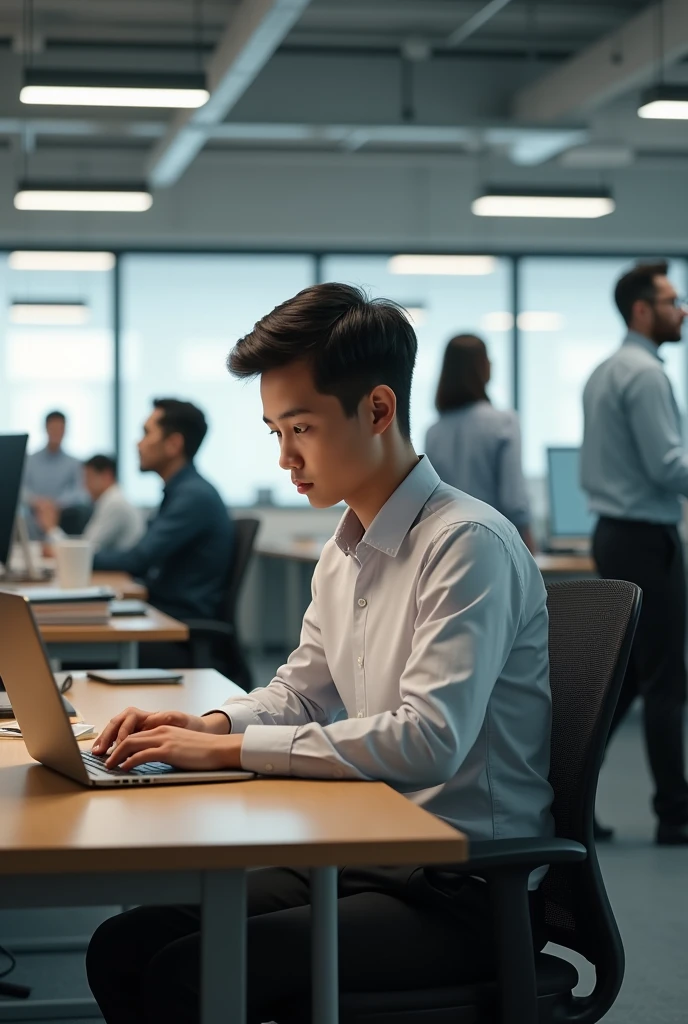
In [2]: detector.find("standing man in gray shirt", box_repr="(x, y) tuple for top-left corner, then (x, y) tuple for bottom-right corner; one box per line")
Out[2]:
(23, 410), (89, 533)
(581, 261), (688, 845)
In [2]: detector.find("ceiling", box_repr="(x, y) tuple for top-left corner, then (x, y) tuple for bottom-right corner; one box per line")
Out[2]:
(1, 0), (687, 188)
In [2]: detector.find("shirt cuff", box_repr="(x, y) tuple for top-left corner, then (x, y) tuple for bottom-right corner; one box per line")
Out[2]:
(240, 725), (298, 776)
(204, 701), (264, 735)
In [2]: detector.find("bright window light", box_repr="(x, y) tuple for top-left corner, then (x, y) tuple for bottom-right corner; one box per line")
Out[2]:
(10, 302), (90, 326)
(20, 85), (209, 108)
(388, 255), (496, 275)
(14, 188), (152, 212)
(481, 311), (514, 332)
(517, 311), (564, 331)
(9, 251), (115, 271)
(402, 306), (426, 326)
(472, 192), (614, 219)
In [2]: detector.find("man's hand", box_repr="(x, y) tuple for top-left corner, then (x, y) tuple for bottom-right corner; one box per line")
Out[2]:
(105, 727), (244, 772)
(34, 498), (60, 532)
(92, 707), (230, 756)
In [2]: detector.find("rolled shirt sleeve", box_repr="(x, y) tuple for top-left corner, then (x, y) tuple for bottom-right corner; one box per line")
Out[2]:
(626, 368), (688, 496)
(236, 524), (524, 788)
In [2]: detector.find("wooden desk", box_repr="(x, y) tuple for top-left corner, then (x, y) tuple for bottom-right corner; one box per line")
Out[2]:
(0, 670), (467, 1024)
(41, 605), (189, 670)
(535, 553), (596, 579)
(92, 571), (148, 599)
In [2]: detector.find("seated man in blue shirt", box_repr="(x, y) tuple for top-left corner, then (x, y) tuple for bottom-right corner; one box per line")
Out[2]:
(93, 399), (234, 630)
(87, 286), (553, 1024)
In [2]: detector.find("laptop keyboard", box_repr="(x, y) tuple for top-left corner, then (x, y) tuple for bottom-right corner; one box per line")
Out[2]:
(81, 750), (176, 777)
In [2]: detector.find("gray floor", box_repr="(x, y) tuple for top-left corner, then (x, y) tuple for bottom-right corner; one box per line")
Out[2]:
(1, 659), (686, 1023)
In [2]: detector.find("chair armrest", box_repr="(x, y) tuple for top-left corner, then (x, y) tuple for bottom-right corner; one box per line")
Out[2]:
(437, 836), (586, 875)
(186, 619), (235, 641)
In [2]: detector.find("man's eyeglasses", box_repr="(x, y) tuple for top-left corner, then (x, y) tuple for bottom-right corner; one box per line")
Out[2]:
(652, 296), (688, 311)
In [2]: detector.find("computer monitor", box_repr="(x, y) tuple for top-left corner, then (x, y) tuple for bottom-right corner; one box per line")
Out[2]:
(546, 446), (596, 550)
(0, 434), (29, 569)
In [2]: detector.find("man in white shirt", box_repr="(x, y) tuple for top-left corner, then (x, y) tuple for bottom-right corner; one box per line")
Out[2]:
(86, 284), (554, 1024)
(36, 455), (143, 553)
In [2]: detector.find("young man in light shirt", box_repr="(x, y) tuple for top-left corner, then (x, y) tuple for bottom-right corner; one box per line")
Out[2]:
(36, 454), (143, 553)
(86, 284), (554, 1024)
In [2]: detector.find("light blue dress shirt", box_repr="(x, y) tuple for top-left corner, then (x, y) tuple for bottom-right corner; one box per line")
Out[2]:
(213, 456), (554, 876)
(23, 446), (88, 508)
(581, 331), (688, 524)
(425, 402), (531, 528)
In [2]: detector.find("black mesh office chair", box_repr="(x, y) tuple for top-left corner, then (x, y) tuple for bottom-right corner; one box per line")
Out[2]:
(187, 517), (260, 692)
(324, 579), (642, 1024)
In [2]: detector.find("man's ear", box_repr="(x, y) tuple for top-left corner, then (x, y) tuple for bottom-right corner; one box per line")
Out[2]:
(369, 385), (397, 435)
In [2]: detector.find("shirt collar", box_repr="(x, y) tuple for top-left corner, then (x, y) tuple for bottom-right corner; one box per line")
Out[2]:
(624, 330), (663, 363)
(335, 456), (441, 559)
(163, 461), (196, 495)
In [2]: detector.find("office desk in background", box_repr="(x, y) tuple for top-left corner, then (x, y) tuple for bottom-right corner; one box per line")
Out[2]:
(14, 571), (148, 601)
(40, 605), (188, 670)
(0, 669), (467, 1024)
(255, 541), (597, 649)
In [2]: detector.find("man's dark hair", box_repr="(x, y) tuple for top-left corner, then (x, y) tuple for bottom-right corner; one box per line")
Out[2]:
(45, 410), (66, 425)
(84, 454), (117, 477)
(153, 398), (208, 460)
(435, 334), (490, 413)
(614, 261), (669, 325)
(227, 283), (418, 441)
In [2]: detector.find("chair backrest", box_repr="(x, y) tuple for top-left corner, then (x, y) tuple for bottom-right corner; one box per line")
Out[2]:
(542, 579), (641, 1015)
(223, 517), (260, 624)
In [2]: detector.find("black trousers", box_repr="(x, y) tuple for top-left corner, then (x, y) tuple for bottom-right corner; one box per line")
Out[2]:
(593, 517), (688, 825)
(86, 865), (545, 1024)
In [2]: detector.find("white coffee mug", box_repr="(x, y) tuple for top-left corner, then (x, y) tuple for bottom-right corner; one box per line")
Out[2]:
(55, 539), (93, 589)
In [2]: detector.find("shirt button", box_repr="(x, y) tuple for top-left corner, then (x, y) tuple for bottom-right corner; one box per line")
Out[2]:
(357, 598), (367, 608)
(357, 711), (364, 719)
(264, 763), (274, 772)
(357, 656), (363, 667)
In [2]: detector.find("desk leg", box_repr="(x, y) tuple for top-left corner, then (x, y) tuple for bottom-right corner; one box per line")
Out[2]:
(311, 866), (339, 1024)
(118, 642), (138, 668)
(201, 870), (246, 1024)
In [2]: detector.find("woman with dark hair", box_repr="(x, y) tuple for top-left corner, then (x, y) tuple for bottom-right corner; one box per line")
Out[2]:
(426, 334), (535, 552)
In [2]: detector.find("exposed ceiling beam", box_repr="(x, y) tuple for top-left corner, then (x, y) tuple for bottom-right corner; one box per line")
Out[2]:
(513, 0), (688, 121)
(146, 0), (312, 187)
(445, 0), (515, 49)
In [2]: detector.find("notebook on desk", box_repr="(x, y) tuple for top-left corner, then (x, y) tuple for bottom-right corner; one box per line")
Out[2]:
(0, 592), (254, 788)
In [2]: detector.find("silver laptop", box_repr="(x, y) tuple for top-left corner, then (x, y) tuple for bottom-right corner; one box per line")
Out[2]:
(0, 592), (254, 788)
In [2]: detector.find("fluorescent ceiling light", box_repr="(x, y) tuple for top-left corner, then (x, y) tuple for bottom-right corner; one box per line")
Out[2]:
(638, 85), (688, 120)
(10, 301), (89, 326)
(517, 311), (564, 331)
(481, 312), (514, 332)
(388, 255), (496, 275)
(20, 70), (209, 109)
(14, 182), (152, 212)
(472, 189), (614, 219)
(9, 251), (115, 271)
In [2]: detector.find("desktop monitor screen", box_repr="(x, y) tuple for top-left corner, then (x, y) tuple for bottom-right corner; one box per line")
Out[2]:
(547, 447), (596, 541)
(0, 434), (29, 567)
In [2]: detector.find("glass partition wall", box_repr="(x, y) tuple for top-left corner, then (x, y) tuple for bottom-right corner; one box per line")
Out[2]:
(1, 251), (685, 504)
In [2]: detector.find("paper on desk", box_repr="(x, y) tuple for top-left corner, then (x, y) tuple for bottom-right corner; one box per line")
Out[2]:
(0, 722), (97, 740)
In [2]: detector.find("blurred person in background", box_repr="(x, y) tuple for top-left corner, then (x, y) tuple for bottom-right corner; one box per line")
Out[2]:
(23, 410), (90, 535)
(93, 399), (234, 653)
(582, 261), (688, 845)
(36, 455), (143, 554)
(425, 334), (535, 553)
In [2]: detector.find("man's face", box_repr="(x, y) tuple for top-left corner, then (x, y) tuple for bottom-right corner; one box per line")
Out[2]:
(647, 275), (687, 344)
(261, 360), (385, 509)
(84, 467), (112, 501)
(46, 416), (65, 448)
(138, 408), (178, 473)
